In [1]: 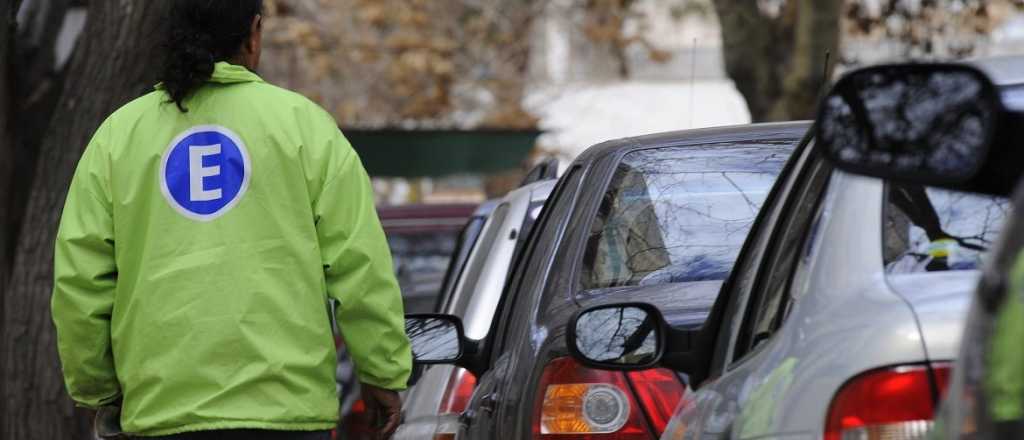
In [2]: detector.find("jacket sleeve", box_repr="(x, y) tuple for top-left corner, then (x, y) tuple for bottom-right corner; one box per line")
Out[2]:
(314, 139), (411, 391)
(986, 252), (1024, 422)
(51, 123), (120, 408)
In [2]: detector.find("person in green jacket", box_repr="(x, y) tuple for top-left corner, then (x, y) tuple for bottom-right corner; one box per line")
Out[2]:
(51, 1), (411, 438)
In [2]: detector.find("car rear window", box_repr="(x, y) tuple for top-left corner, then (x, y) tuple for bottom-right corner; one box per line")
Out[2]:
(580, 142), (795, 290)
(388, 231), (459, 313)
(883, 184), (1010, 274)
(435, 215), (488, 312)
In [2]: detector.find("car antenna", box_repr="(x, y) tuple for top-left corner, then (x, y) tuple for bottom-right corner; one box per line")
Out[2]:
(818, 50), (832, 101)
(689, 37), (697, 129)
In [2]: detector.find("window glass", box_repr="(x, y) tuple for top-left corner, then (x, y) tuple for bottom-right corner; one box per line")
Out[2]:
(436, 216), (487, 311)
(884, 184), (1009, 275)
(710, 139), (812, 373)
(789, 173), (840, 302)
(388, 230), (459, 313)
(447, 203), (511, 316)
(737, 156), (831, 357)
(507, 198), (548, 280)
(581, 144), (794, 290)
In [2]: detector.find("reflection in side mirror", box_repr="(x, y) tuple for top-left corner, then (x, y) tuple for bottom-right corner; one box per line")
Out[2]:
(568, 303), (664, 369)
(405, 314), (463, 364)
(817, 64), (1001, 187)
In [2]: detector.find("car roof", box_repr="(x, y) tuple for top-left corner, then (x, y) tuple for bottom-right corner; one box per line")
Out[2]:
(526, 179), (556, 203)
(378, 203), (479, 234)
(571, 121), (812, 167)
(968, 55), (1024, 87)
(473, 200), (500, 217)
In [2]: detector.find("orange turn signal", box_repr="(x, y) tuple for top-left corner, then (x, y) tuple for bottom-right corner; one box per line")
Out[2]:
(540, 383), (630, 434)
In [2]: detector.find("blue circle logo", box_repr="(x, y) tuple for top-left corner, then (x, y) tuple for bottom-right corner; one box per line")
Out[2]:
(160, 125), (251, 221)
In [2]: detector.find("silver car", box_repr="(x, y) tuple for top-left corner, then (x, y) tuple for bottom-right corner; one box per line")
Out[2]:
(567, 118), (1009, 438)
(395, 179), (554, 440)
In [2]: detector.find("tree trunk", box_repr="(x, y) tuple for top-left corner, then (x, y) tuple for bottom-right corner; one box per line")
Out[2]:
(2, 1), (168, 438)
(713, 0), (785, 122)
(768, 0), (840, 121)
(1, 1), (16, 289)
(714, 0), (840, 122)
(0, 5), (12, 436)
(8, 0), (73, 262)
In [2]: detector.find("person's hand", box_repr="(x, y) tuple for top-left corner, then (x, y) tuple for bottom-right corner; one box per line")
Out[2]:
(360, 382), (403, 439)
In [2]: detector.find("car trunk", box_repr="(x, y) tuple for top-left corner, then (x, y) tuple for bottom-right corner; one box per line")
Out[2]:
(886, 271), (980, 362)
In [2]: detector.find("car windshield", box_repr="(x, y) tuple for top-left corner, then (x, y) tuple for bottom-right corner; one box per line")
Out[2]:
(884, 184), (1010, 275)
(581, 141), (795, 290)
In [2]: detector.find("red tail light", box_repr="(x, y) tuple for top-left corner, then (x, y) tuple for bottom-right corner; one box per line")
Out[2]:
(341, 398), (373, 440)
(350, 398), (365, 414)
(931, 362), (952, 399)
(439, 367), (477, 413)
(626, 368), (687, 434)
(825, 363), (951, 440)
(533, 357), (685, 439)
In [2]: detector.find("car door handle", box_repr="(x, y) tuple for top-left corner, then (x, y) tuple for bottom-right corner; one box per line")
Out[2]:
(459, 392), (498, 427)
(460, 409), (475, 427)
(480, 392), (499, 414)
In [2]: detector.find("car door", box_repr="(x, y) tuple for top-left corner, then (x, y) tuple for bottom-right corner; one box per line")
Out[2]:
(666, 138), (834, 439)
(461, 166), (586, 439)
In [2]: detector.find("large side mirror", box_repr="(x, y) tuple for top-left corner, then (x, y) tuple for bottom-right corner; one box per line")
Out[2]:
(567, 303), (665, 370)
(567, 302), (702, 374)
(405, 314), (464, 364)
(817, 63), (1021, 196)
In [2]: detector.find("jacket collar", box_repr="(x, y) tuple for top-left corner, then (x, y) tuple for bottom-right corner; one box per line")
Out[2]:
(155, 62), (263, 90)
(208, 62), (264, 84)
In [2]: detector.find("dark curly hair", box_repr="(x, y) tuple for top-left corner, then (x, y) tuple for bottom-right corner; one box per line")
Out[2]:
(159, 0), (264, 112)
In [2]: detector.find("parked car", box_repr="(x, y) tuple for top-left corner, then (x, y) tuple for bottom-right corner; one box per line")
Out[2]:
(565, 57), (1022, 440)
(347, 160), (559, 440)
(810, 59), (1024, 438)
(380, 203), (480, 314)
(396, 178), (555, 440)
(405, 122), (808, 439)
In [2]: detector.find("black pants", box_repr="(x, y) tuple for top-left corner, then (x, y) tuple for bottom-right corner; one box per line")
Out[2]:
(138, 430), (331, 440)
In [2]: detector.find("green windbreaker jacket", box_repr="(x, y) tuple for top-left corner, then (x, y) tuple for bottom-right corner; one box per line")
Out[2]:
(51, 62), (411, 436)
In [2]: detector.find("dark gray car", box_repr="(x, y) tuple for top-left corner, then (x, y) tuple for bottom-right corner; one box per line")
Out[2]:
(405, 122), (807, 439)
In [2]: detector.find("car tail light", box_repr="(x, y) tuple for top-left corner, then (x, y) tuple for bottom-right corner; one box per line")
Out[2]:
(534, 357), (686, 439)
(825, 363), (952, 440)
(432, 368), (478, 439)
(626, 368), (687, 434)
(432, 413), (462, 440)
(931, 362), (952, 399)
(439, 367), (478, 414)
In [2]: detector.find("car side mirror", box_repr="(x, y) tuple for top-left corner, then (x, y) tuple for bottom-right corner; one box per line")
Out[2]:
(405, 314), (465, 364)
(567, 302), (700, 374)
(817, 63), (1022, 197)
